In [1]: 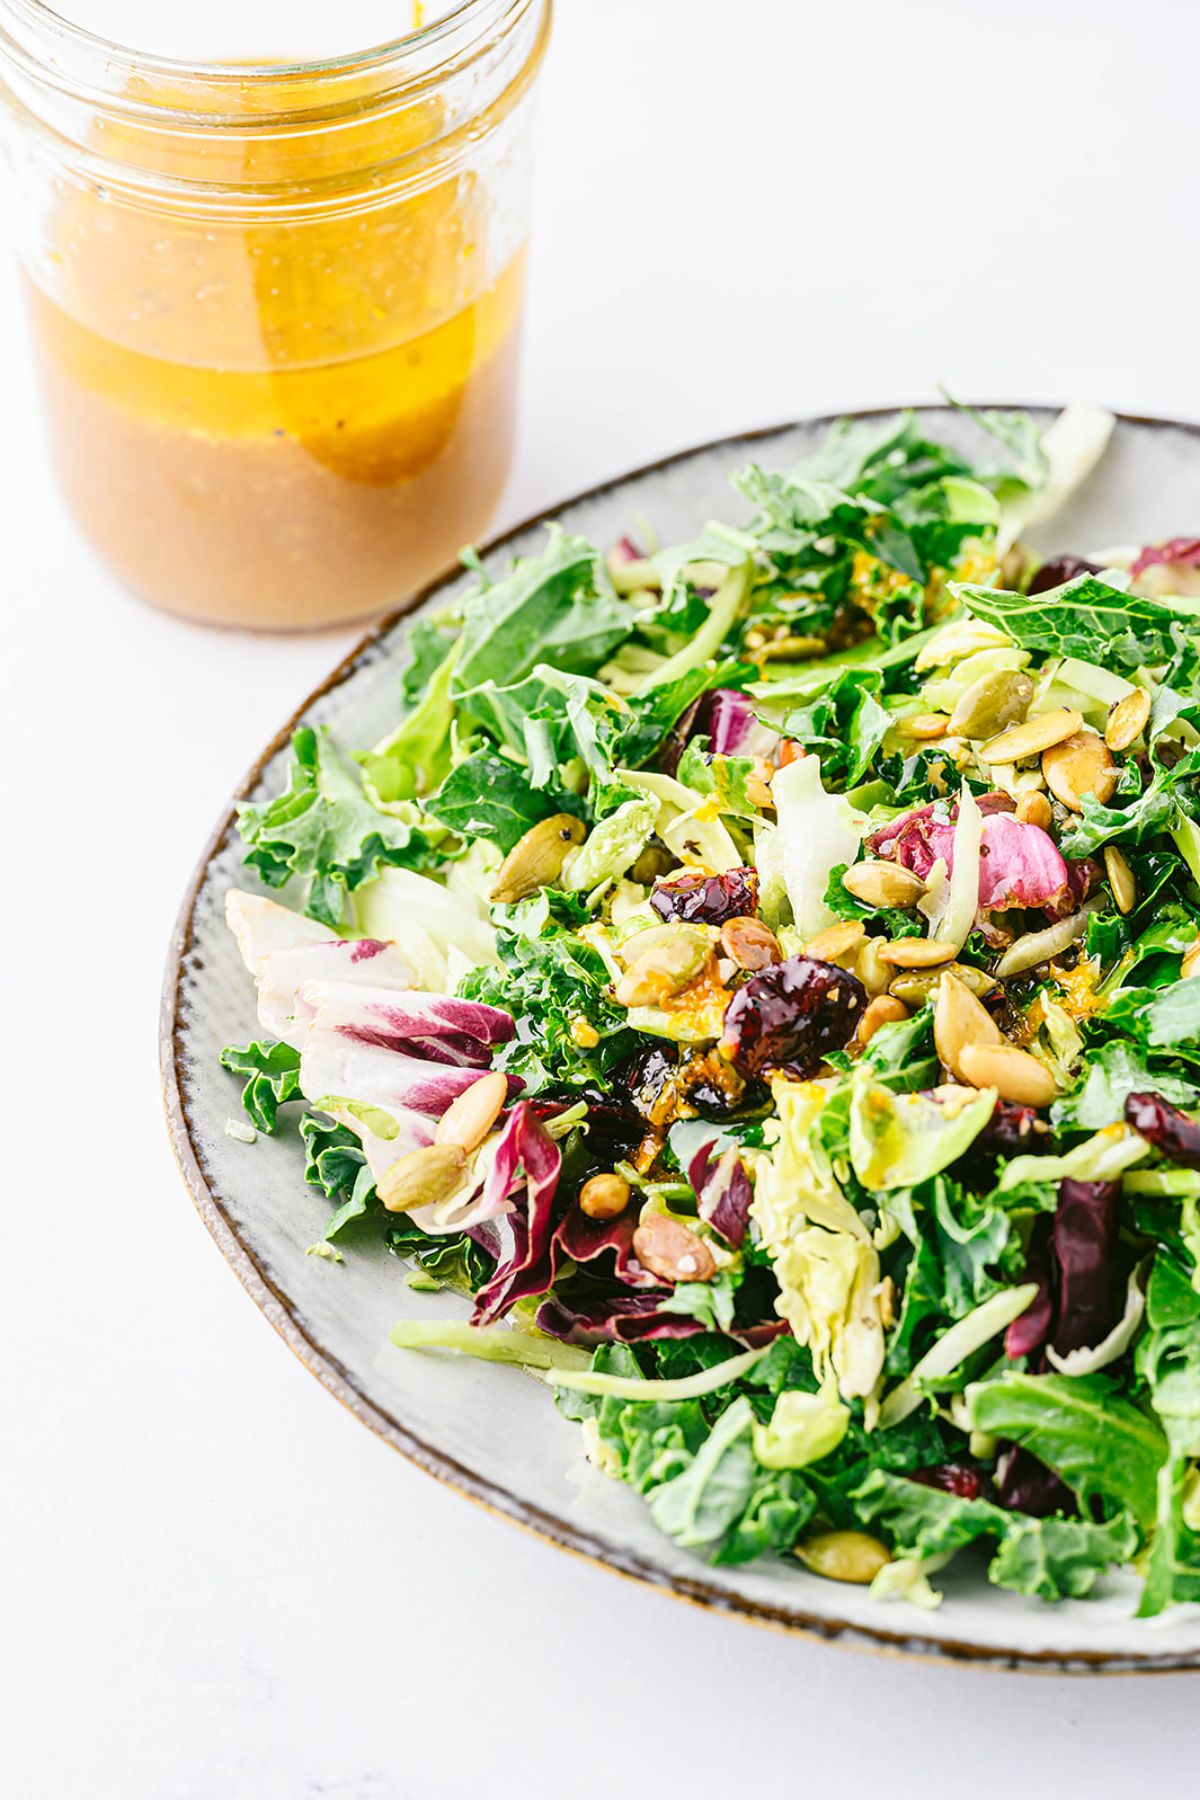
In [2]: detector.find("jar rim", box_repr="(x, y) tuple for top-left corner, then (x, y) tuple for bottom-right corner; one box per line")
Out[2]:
(0, 0), (550, 215)
(0, 0), (539, 119)
(0, 0), (504, 85)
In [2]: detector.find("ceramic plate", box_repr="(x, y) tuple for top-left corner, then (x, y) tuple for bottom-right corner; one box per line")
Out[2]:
(162, 406), (1200, 1673)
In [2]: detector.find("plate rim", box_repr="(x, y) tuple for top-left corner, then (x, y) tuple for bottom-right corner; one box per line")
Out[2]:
(160, 403), (1200, 1675)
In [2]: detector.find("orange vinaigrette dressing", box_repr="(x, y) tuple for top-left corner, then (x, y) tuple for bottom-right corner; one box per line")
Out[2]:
(26, 41), (528, 629)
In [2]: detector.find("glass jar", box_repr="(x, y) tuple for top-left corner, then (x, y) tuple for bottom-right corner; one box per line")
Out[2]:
(0, 1), (551, 629)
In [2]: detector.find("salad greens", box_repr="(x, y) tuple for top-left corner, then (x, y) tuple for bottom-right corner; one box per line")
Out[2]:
(221, 403), (1200, 1616)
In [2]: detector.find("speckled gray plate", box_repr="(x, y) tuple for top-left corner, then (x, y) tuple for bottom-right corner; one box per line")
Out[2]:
(162, 406), (1200, 1672)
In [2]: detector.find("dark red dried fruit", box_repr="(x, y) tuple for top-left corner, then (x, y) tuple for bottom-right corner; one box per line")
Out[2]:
(650, 866), (758, 926)
(981, 1098), (1045, 1156)
(1125, 1091), (1200, 1169)
(719, 955), (866, 1079)
(913, 1463), (983, 1501)
(1026, 555), (1102, 595)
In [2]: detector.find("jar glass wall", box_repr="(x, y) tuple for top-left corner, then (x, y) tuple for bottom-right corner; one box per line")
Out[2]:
(0, 1), (551, 628)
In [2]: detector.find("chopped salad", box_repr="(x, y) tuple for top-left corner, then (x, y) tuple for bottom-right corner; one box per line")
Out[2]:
(221, 404), (1200, 1614)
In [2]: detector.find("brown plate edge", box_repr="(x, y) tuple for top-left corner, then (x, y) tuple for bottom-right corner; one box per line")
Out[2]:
(160, 402), (1200, 1676)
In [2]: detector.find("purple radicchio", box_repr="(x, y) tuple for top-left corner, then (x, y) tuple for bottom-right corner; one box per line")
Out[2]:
(468, 1103), (563, 1325)
(1129, 532), (1200, 590)
(534, 1291), (705, 1345)
(294, 982), (514, 1065)
(556, 1208), (659, 1288)
(1125, 1091), (1200, 1169)
(687, 1141), (753, 1248)
(994, 1446), (1078, 1518)
(1052, 1178), (1122, 1356)
(703, 688), (782, 760)
(1006, 1179), (1122, 1361)
(720, 955), (866, 1079)
(871, 797), (1072, 914)
(300, 1031), (522, 1120)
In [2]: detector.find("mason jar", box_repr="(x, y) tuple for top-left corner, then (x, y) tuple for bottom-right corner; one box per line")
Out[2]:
(0, 1), (551, 628)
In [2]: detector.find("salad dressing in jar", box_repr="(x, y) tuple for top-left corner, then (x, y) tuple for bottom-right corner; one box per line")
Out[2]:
(0, 1), (551, 628)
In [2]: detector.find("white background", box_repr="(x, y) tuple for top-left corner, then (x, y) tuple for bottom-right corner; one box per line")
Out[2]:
(4, 2), (1200, 1794)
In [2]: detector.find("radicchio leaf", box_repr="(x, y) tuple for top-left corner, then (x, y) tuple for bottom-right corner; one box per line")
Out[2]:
(1130, 537), (1200, 579)
(1006, 1215), (1056, 1361)
(296, 982), (514, 1065)
(704, 688), (781, 759)
(687, 1141), (753, 1247)
(468, 1104), (563, 1324)
(1052, 1178), (1121, 1357)
(871, 798), (1071, 913)
(994, 1445), (1078, 1518)
(534, 1291), (704, 1344)
(555, 1208), (658, 1288)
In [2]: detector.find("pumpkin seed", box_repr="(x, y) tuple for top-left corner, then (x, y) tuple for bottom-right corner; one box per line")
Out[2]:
(855, 994), (909, 1047)
(899, 712), (951, 740)
(719, 915), (782, 971)
(977, 707), (1083, 765)
(490, 813), (587, 904)
(802, 920), (866, 964)
(795, 1531), (892, 1584)
(434, 1070), (508, 1153)
(378, 1143), (467, 1214)
(934, 970), (1002, 1083)
(957, 1041), (1057, 1107)
(842, 860), (928, 909)
(630, 844), (674, 885)
(579, 1173), (632, 1221)
(855, 937), (893, 998)
(1103, 844), (1137, 915)
(948, 668), (1035, 742)
(1014, 790), (1053, 830)
(616, 930), (711, 1007)
(1041, 730), (1117, 813)
(1105, 687), (1152, 754)
(879, 937), (958, 969)
(888, 962), (996, 1005)
(632, 1216), (716, 1283)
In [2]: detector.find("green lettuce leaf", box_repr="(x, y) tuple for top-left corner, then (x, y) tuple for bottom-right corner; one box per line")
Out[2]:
(1136, 1256), (1200, 1614)
(425, 750), (579, 854)
(955, 571), (1200, 670)
(238, 726), (429, 928)
(220, 1040), (302, 1134)
(454, 527), (634, 689)
(854, 1469), (1137, 1602)
(967, 1371), (1166, 1532)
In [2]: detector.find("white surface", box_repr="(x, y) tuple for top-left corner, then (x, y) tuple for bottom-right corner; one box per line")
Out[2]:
(3, 1), (1200, 1794)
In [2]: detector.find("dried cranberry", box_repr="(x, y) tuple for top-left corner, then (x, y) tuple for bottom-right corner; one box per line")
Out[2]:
(981, 1098), (1046, 1156)
(1125, 1091), (1200, 1169)
(913, 1463), (983, 1501)
(1026, 555), (1102, 595)
(650, 867), (758, 926)
(719, 955), (866, 1079)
